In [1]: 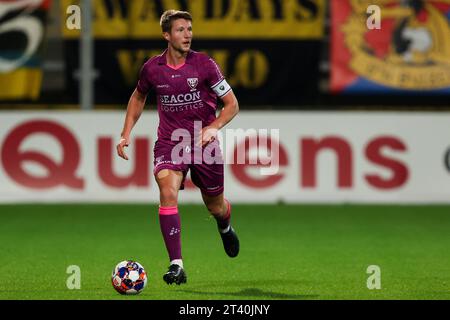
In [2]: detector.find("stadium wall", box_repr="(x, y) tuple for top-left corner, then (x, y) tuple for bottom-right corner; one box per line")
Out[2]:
(0, 111), (449, 204)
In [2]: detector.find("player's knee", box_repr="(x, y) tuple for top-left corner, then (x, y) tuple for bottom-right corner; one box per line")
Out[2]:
(160, 187), (178, 203)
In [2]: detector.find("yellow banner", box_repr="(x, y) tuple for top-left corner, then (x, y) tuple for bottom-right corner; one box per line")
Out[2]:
(62, 0), (325, 39)
(0, 69), (43, 100)
(339, 1), (450, 90)
(350, 52), (450, 90)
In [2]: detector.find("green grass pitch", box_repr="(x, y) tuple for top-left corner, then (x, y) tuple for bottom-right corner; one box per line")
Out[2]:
(1, 204), (450, 300)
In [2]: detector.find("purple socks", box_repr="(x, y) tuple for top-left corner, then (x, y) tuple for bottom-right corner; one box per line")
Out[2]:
(159, 206), (182, 262)
(215, 199), (231, 230)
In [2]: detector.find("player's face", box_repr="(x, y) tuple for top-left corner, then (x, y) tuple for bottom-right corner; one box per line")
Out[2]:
(166, 19), (193, 54)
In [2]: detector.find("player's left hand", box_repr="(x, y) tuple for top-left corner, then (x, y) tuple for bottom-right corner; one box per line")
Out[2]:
(198, 126), (218, 147)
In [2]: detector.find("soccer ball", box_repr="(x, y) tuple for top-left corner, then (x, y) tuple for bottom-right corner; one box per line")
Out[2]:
(111, 260), (147, 295)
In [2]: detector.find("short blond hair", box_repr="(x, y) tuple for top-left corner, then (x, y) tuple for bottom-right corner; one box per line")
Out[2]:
(160, 10), (192, 33)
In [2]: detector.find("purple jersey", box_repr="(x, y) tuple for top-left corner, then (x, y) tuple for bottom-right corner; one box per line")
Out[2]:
(136, 49), (231, 146)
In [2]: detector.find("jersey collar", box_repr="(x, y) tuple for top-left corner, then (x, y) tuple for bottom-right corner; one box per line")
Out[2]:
(157, 49), (194, 66)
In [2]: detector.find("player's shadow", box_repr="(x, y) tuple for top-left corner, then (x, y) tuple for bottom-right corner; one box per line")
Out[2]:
(178, 287), (318, 299)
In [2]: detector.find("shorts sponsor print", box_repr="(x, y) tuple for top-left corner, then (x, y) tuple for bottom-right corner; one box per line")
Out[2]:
(153, 141), (224, 196)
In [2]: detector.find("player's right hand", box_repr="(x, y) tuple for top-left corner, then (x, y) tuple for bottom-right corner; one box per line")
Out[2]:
(116, 136), (130, 160)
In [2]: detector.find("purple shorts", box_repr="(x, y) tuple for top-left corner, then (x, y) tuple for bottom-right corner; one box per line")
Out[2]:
(153, 140), (224, 196)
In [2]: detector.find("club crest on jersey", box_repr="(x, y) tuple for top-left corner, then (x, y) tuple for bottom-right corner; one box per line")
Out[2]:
(187, 78), (198, 91)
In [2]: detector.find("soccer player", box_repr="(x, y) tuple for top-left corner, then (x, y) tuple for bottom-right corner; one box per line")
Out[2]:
(116, 10), (240, 285)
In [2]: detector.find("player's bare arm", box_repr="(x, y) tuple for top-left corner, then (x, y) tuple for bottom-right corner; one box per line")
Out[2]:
(117, 88), (147, 160)
(198, 90), (239, 147)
